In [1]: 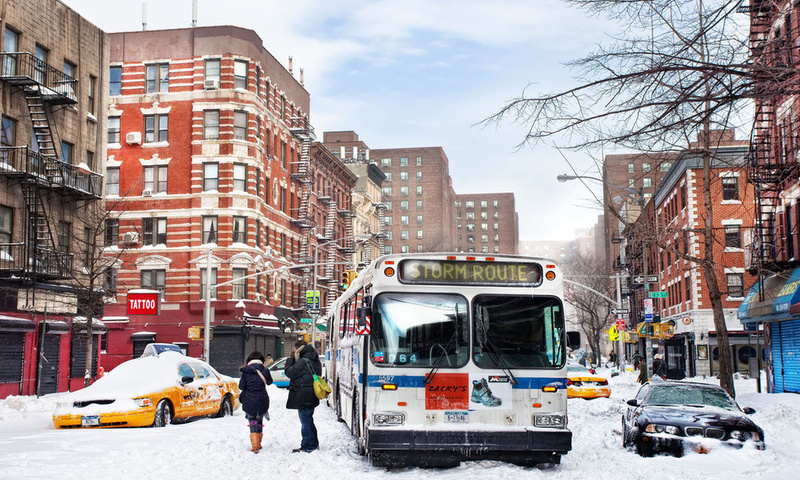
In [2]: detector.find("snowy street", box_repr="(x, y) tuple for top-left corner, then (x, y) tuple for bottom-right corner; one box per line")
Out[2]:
(2, 370), (799, 480)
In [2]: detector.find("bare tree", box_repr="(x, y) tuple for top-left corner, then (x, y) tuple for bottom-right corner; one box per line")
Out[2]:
(483, 0), (778, 396)
(564, 252), (615, 364)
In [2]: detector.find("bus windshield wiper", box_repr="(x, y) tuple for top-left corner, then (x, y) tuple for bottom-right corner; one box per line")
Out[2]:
(476, 318), (518, 385)
(424, 304), (461, 385)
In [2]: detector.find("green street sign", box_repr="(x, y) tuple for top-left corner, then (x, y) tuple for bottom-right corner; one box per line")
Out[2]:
(316, 324), (327, 332)
(649, 291), (668, 298)
(300, 318), (313, 323)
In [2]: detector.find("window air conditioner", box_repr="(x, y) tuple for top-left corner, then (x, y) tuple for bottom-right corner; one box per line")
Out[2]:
(204, 79), (219, 90)
(126, 131), (141, 145)
(142, 189), (153, 197)
(122, 232), (139, 246)
(255, 293), (263, 302)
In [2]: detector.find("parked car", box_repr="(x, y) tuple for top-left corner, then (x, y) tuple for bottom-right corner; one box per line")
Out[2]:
(267, 356), (290, 388)
(622, 380), (765, 456)
(567, 364), (610, 399)
(53, 350), (239, 429)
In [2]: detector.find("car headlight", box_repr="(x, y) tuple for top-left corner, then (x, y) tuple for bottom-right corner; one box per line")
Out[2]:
(731, 430), (753, 441)
(134, 397), (153, 408)
(645, 424), (680, 435)
(372, 412), (405, 426)
(534, 414), (566, 428)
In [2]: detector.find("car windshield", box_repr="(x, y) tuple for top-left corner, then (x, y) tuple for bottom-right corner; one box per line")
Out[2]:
(567, 365), (590, 375)
(472, 294), (565, 369)
(370, 292), (469, 367)
(645, 384), (737, 410)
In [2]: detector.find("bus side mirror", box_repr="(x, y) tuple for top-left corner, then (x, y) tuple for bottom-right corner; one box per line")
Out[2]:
(356, 307), (371, 335)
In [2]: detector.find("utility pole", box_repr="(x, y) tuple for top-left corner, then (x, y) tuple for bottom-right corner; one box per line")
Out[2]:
(614, 273), (625, 364)
(203, 248), (212, 362)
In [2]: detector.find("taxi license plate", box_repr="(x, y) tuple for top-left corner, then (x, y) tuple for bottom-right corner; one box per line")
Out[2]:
(81, 415), (100, 427)
(445, 411), (468, 423)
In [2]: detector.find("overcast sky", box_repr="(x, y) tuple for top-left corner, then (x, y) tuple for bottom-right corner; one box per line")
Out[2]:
(62, 0), (614, 241)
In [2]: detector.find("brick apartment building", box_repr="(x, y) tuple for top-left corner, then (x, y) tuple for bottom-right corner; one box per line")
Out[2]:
(454, 192), (518, 254)
(100, 26), (344, 376)
(625, 131), (757, 379)
(372, 146), (458, 254)
(0, 0), (108, 398)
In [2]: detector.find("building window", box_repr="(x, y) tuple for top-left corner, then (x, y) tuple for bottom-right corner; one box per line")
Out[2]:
(628, 178), (636, 188)
(401, 230), (409, 240)
(727, 273), (743, 297)
(400, 171), (408, 181)
(88, 75), (97, 115)
(627, 163), (634, 173)
(205, 58), (220, 83)
(417, 230), (423, 239)
(232, 268), (248, 299)
(382, 186), (392, 196)
(234, 110), (248, 140)
(2, 28), (19, 75)
(202, 216), (218, 244)
(61, 141), (73, 164)
(642, 162), (651, 172)
(416, 215), (423, 224)
(144, 114), (168, 143)
(466, 223), (475, 231)
(400, 201), (409, 210)
(416, 200), (423, 210)
(104, 219), (118, 247)
(481, 223), (488, 231)
(660, 162), (672, 171)
(482, 234), (489, 243)
(494, 245), (500, 253)
(233, 163), (247, 191)
(400, 186), (408, 196)
(0, 206), (13, 247)
(142, 218), (167, 246)
(141, 269), (166, 300)
(233, 216), (247, 243)
(466, 212), (475, 220)
(416, 185), (422, 195)
(465, 201), (474, 209)
(200, 267), (218, 299)
(1, 116), (16, 152)
(416, 171), (422, 180)
(255, 219), (261, 247)
(203, 110), (220, 140)
(203, 163), (218, 191)
(55, 221), (70, 254)
(400, 245), (410, 253)
(400, 215), (409, 225)
(467, 235), (475, 243)
(722, 177), (739, 200)
(481, 211), (488, 220)
(234, 60), (248, 90)
(416, 156), (422, 166)
(494, 223), (499, 230)
(384, 172), (392, 182)
(106, 167), (119, 196)
(109, 66), (121, 95)
(86, 151), (95, 171)
(724, 225), (741, 248)
(643, 177), (652, 188)
(399, 157), (408, 167)
(108, 117), (120, 144)
(143, 165), (167, 193)
(280, 140), (287, 168)
(145, 63), (169, 93)
(381, 158), (391, 167)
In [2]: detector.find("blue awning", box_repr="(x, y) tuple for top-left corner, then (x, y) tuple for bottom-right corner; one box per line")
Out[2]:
(738, 268), (800, 325)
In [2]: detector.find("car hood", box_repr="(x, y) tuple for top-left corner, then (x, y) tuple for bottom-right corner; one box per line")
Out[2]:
(642, 405), (755, 429)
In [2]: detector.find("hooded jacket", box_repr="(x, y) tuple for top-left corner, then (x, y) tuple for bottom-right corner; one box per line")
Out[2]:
(238, 359), (272, 416)
(284, 344), (322, 410)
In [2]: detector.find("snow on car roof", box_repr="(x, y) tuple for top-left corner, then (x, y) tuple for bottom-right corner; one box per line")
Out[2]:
(65, 352), (200, 401)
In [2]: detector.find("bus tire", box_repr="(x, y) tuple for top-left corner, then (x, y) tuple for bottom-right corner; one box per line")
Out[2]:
(335, 383), (343, 422)
(352, 392), (365, 456)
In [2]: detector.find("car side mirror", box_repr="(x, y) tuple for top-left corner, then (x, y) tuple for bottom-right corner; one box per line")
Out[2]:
(626, 399), (638, 407)
(742, 406), (756, 415)
(181, 375), (194, 385)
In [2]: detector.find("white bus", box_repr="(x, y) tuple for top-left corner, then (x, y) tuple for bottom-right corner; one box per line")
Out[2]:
(324, 253), (571, 467)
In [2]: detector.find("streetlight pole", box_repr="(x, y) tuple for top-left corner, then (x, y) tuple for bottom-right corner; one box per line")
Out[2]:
(203, 248), (212, 362)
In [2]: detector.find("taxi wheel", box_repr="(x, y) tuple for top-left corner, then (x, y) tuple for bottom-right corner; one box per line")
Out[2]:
(153, 399), (172, 427)
(216, 396), (233, 418)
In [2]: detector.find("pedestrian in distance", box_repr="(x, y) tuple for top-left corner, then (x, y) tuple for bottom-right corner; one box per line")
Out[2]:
(652, 353), (667, 380)
(637, 357), (648, 385)
(238, 351), (273, 453)
(284, 339), (322, 453)
(264, 353), (274, 366)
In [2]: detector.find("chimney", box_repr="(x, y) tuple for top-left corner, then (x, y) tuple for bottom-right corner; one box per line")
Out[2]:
(192, 0), (198, 27)
(299, 68), (304, 86)
(142, 3), (147, 30)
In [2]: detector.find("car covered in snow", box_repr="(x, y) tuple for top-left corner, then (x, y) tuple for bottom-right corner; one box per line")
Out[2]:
(622, 380), (765, 456)
(52, 349), (239, 429)
(567, 364), (610, 399)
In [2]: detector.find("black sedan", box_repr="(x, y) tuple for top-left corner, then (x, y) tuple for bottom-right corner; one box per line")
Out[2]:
(622, 381), (765, 457)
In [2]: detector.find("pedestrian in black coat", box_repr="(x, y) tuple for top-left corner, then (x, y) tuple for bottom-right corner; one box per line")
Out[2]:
(239, 351), (272, 453)
(284, 339), (321, 452)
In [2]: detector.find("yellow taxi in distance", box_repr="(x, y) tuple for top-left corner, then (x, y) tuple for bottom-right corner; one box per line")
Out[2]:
(567, 364), (611, 399)
(53, 347), (239, 429)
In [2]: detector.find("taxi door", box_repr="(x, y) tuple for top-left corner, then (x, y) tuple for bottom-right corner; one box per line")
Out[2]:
(191, 363), (223, 415)
(177, 363), (205, 418)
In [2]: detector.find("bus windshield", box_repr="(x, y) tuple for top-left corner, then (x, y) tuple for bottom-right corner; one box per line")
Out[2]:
(370, 293), (469, 367)
(472, 294), (565, 369)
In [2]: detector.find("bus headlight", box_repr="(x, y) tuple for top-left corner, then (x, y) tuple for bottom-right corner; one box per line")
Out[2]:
(534, 414), (566, 428)
(373, 412), (405, 426)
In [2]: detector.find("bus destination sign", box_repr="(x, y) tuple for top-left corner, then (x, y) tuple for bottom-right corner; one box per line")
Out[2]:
(398, 259), (543, 287)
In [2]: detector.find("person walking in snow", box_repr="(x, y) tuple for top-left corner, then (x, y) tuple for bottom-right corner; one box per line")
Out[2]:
(284, 339), (321, 453)
(238, 351), (273, 453)
(637, 357), (649, 384)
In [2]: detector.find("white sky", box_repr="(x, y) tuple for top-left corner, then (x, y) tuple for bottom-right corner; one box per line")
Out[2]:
(61, 0), (615, 241)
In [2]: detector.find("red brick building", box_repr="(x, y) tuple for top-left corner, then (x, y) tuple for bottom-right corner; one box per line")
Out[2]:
(101, 26), (343, 376)
(454, 192), (518, 254)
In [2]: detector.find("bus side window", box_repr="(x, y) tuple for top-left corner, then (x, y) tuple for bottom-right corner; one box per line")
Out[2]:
(340, 305), (348, 338)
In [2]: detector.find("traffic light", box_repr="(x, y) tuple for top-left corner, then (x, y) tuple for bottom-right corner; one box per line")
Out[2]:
(341, 271), (350, 290)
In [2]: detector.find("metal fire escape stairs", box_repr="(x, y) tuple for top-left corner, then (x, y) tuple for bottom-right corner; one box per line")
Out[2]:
(289, 123), (315, 263)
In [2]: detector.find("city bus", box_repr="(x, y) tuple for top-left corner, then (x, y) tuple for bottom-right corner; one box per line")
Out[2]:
(323, 253), (571, 467)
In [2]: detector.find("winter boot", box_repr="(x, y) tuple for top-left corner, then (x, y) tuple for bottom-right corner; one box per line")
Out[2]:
(470, 378), (502, 407)
(256, 432), (263, 451)
(249, 433), (261, 453)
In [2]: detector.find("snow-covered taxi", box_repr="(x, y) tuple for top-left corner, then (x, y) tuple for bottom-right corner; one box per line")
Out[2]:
(567, 364), (611, 399)
(52, 349), (239, 428)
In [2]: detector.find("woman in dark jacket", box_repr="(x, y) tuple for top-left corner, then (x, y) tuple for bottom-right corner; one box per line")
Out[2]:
(284, 339), (321, 452)
(238, 351), (273, 453)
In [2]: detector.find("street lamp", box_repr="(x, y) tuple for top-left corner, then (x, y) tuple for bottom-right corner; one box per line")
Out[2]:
(556, 173), (647, 369)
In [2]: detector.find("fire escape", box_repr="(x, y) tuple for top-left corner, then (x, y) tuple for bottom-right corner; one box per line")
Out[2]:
(741, 1), (795, 275)
(0, 52), (103, 291)
(289, 122), (315, 265)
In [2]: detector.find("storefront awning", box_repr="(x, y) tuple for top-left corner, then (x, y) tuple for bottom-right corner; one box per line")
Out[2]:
(738, 268), (800, 325)
(0, 314), (35, 332)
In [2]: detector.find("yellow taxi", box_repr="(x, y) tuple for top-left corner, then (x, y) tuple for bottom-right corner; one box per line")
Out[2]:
(53, 347), (239, 428)
(567, 364), (611, 399)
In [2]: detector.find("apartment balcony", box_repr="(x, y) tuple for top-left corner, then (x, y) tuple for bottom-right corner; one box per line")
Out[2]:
(0, 243), (74, 281)
(0, 146), (103, 200)
(0, 52), (78, 105)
